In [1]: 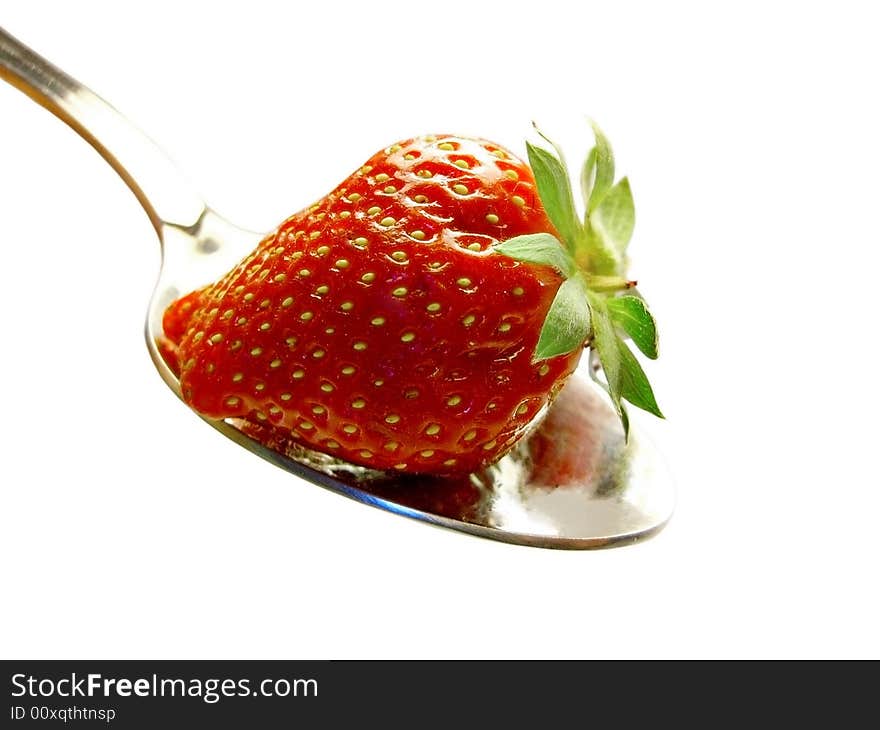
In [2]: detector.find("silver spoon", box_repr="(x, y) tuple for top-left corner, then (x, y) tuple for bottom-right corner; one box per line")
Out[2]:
(0, 27), (673, 549)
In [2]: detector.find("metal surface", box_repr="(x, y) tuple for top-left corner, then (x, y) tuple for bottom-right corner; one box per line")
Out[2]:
(0, 26), (674, 548)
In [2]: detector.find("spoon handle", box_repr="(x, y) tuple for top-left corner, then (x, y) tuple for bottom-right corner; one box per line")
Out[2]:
(0, 26), (205, 234)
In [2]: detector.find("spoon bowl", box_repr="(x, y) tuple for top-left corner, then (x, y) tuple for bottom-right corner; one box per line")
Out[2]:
(1, 26), (673, 548)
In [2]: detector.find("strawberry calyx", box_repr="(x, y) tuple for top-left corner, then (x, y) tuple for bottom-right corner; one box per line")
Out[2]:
(495, 121), (662, 437)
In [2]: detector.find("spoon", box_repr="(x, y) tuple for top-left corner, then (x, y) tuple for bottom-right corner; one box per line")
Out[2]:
(0, 27), (673, 549)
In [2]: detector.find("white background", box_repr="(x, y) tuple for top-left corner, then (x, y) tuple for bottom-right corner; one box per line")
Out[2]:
(1, 1), (878, 659)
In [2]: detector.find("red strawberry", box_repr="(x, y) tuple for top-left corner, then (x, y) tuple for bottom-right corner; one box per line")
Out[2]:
(163, 125), (662, 474)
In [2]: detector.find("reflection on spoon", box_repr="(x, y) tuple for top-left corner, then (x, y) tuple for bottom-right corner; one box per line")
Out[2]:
(239, 372), (673, 548)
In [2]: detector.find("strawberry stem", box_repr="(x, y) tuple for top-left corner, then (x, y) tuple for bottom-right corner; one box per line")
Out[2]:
(584, 275), (637, 292)
(497, 120), (663, 435)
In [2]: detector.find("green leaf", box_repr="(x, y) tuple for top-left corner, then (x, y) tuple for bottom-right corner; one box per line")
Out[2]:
(587, 120), (615, 213)
(533, 123), (572, 173)
(587, 292), (663, 436)
(618, 399), (630, 437)
(616, 341), (663, 417)
(580, 146), (598, 215)
(495, 233), (576, 278)
(591, 177), (635, 254)
(533, 276), (592, 361)
(526, 140), (581, 252)
(607, 295), (658, 359)
(587, 348), (630, 437)
(581, 226), (621, 276)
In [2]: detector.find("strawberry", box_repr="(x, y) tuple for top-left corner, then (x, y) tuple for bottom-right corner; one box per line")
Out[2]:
(163, 124), (661, 474)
